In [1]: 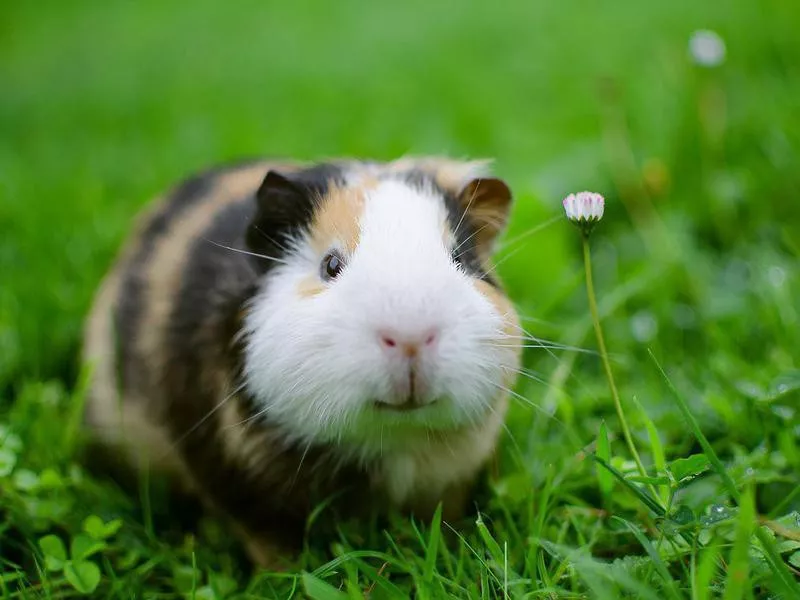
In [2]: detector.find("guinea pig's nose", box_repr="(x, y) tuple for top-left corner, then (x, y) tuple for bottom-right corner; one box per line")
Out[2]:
(378, 328), (438, 358)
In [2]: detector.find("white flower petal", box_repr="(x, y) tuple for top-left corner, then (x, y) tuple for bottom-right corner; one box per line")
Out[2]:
(563, 191), (605, 226)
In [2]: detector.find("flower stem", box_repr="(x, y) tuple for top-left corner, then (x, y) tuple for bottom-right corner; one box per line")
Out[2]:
(582, 233), (649, 482)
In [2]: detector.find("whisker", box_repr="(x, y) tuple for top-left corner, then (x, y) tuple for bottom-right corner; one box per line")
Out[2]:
(499, 364), (582, 403)
(288, 440), (313, 491)
(488, 327), (595, 351)
(516, 311), (563, 328)
(232, 374), (316, 430)
(487, 339), (579, 349)
(232, 405), (269, 429)
(489, 343), (599, 355)
(485, 401), (523, 458)
(477, 214), (562, 282)
(509, 321), (598, 399)
(481, 244), (527, 279)
(451, 222), (494, 260)
(494, 214), (561, 255)
(254, 225), (293, 254)
(494, 334), (599, 355)
(506, 321), (587, 364)
(495, 332), (565, 343)
(204, 238), (289, 264)
(500, 364), (550, 385)
(507, 319), (554, 342)
(165, 381), (248, 455)
(503, 322), (613, 361)
(473, 372), (563, 425)
(453, 180), (481, 240)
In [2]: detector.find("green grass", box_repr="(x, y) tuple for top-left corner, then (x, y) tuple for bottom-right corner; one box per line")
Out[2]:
(2, 0), (800, 597)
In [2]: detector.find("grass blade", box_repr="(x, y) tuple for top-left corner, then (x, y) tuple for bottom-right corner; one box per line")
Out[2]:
(540, 540), (664, 600)
(475, 515), (523, 599)
(648, 350), (738, 500)
(596, 421), (613, 497)
(632, 395), (669, 504)
(301, 573), (349, 600)
(588, 454), (665, 516)
(723, 488), (755, 600)
(613, 517), (681, 600)
(693, 543), (720, 600)
(350, 557), (407, 599)
(650, 350), (800, 597)
(423, 504), (442, 584)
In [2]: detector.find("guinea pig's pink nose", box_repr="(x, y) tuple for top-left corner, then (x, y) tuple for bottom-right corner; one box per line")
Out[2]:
(378, 328), (438, 358)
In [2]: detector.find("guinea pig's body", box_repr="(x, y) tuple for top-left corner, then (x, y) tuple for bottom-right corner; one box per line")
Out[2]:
(83, 157), (521, 567)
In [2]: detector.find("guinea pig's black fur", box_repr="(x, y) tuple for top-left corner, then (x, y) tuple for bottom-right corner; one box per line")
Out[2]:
(83, 157), (521, 567)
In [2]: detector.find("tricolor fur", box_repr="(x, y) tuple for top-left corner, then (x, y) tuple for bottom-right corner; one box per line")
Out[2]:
(83, 157), (522, 567)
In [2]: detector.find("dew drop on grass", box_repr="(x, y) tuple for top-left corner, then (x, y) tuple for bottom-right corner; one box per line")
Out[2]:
(700, 503), (737, 526)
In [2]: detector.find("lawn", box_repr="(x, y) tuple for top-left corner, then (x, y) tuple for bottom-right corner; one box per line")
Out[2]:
(1, 0), (799, 597)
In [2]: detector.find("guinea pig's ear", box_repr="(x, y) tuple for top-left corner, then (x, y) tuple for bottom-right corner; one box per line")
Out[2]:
(457, 177), (513, 255)
(246, 170), (317, 260)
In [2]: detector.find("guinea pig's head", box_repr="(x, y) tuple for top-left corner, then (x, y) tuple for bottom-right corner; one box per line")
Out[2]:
(241, 159), (521, 455)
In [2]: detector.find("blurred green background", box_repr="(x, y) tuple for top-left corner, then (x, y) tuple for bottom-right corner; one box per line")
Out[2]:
(2, 0), (797, 390)
(1, 0), (799, 596)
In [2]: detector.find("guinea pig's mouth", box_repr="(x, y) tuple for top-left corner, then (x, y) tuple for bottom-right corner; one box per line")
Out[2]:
(372, 396), (439, 413)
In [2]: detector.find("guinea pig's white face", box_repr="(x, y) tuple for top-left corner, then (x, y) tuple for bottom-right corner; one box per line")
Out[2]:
(242, 164), (520, 459)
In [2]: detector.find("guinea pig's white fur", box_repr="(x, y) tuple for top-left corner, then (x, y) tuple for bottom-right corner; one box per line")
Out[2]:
(83, 157), (521, 563)
(243, 178), (517, 470)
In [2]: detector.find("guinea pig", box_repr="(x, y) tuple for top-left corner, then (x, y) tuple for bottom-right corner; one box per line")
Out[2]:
(82, 157), (522, 567)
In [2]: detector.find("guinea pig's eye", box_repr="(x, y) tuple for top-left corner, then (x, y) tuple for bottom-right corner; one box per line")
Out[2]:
(320, 251), (345, 282)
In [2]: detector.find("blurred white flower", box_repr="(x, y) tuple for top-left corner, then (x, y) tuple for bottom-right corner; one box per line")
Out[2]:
(689, 29), (726, 67)
(563, 191), (605, 226)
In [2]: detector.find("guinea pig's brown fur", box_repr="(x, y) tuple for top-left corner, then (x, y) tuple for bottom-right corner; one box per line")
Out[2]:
(83, 157), (521, 568)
